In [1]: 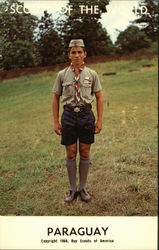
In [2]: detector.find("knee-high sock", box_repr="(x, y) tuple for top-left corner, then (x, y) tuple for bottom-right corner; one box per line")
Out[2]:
(66, 160), (77, 192)
(79, 159), (90, 191)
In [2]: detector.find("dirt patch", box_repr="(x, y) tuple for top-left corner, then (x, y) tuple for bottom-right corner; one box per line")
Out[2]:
(103, 72), (116, 76)
(0, 51), (157, 82)
(0, 62), (69, 82)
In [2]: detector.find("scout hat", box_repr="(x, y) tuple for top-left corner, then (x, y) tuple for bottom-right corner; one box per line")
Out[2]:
(68, 39), (85, 48)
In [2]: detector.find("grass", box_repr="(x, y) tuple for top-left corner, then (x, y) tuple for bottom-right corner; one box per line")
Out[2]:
(0, 56), (158, 216)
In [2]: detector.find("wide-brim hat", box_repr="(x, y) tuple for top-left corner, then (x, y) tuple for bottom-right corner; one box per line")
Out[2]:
(68, 39), (85, 48)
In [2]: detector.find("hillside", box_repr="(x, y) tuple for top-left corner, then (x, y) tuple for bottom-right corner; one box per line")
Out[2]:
(0, 41), (158, 82)
(0, 55), (157, 216)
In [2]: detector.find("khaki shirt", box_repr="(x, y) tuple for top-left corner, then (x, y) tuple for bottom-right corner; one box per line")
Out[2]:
(53, 66), (102, 106)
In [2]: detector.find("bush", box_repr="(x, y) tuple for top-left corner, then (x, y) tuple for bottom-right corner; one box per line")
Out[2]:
(115, 26), (151, 54)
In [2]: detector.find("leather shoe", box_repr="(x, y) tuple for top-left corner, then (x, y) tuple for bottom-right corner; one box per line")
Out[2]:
(80, 189), (91, 202)
(65, 190), (78, 203)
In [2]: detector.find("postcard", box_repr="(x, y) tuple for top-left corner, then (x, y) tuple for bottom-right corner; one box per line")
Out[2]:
(0, 0), (158, 249)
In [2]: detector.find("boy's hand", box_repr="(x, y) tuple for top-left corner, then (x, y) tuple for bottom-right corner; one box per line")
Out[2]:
(54, 121), (62, 135)
(95, 120), (102, 134)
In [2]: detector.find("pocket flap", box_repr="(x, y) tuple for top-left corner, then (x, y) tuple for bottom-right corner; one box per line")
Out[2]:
(82, 80), (92, 87)
(62, 82), (72, 87)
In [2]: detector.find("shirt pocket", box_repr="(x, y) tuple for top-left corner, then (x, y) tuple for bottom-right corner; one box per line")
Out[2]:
(81, 80), (92, 99)
(62, 82), (74, 97)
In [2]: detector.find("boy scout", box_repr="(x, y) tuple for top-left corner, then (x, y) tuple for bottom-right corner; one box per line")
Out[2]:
(52, 39), (103, 202)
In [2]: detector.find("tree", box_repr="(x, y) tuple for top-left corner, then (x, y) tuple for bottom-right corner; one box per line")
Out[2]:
(37, 11), (64, 66)
(58, 0), (114, 58)
(115, 26), (151, 54)
(0, 0), (39, 70)
(132, 0), (158, 41)
(0, 37), (4, 69)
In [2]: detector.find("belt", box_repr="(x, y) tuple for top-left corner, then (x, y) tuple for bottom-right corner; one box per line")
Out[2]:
(64, 105), (91, 113)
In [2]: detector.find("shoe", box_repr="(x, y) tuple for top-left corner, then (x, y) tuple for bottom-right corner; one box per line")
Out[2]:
(80, 189), (91, 202)
(65, 190), (78, 203)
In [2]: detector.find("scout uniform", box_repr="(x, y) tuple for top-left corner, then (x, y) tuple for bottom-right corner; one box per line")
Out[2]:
(53, 39), (102, 202)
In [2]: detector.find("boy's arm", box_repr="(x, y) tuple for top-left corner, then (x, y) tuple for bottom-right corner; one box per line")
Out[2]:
(95, 91), (103, 134)
(52, 93), (62, 135)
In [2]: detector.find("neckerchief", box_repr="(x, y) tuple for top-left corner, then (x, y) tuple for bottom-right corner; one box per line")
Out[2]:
(71, 62), (85, 105)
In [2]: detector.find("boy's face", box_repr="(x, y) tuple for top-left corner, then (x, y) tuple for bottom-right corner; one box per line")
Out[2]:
(68, 47), (87, 67)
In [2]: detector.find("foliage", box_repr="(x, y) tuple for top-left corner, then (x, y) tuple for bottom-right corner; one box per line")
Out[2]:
(1, 0), (157, 70)
(0, 0), (40, 70)
(115, 26), (151, 54)
(58, 0), (115, 58)
(0, 37), (4, 68)
(37, 11), (64, 66)
(132, 0), (158, 41)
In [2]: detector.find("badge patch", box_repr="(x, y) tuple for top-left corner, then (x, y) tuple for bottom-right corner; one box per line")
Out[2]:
(84, 76), (91, 82)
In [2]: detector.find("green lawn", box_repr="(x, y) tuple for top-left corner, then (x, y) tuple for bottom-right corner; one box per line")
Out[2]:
(0, 57), (158, 215)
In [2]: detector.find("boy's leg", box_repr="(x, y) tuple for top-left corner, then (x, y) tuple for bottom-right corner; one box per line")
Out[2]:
(65, 143), (78, 202)
(79, 143), (91, 202)
(77, 110), (95, 202)
(61, 110), (78, 202)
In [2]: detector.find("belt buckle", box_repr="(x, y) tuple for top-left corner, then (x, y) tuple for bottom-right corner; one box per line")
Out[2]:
(74, 107), (80, 113)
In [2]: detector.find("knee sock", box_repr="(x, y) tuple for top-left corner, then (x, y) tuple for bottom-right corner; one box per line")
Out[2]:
(79, 159), (90, 191)
(66, 160), (77, 192)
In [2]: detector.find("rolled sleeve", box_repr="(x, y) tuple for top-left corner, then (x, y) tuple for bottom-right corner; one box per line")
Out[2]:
(52, 72), (62, 96)
(92, 71), (102, 93)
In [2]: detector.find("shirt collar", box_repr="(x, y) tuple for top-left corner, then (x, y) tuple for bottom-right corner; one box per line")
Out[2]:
(70, 62), (85, 72)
